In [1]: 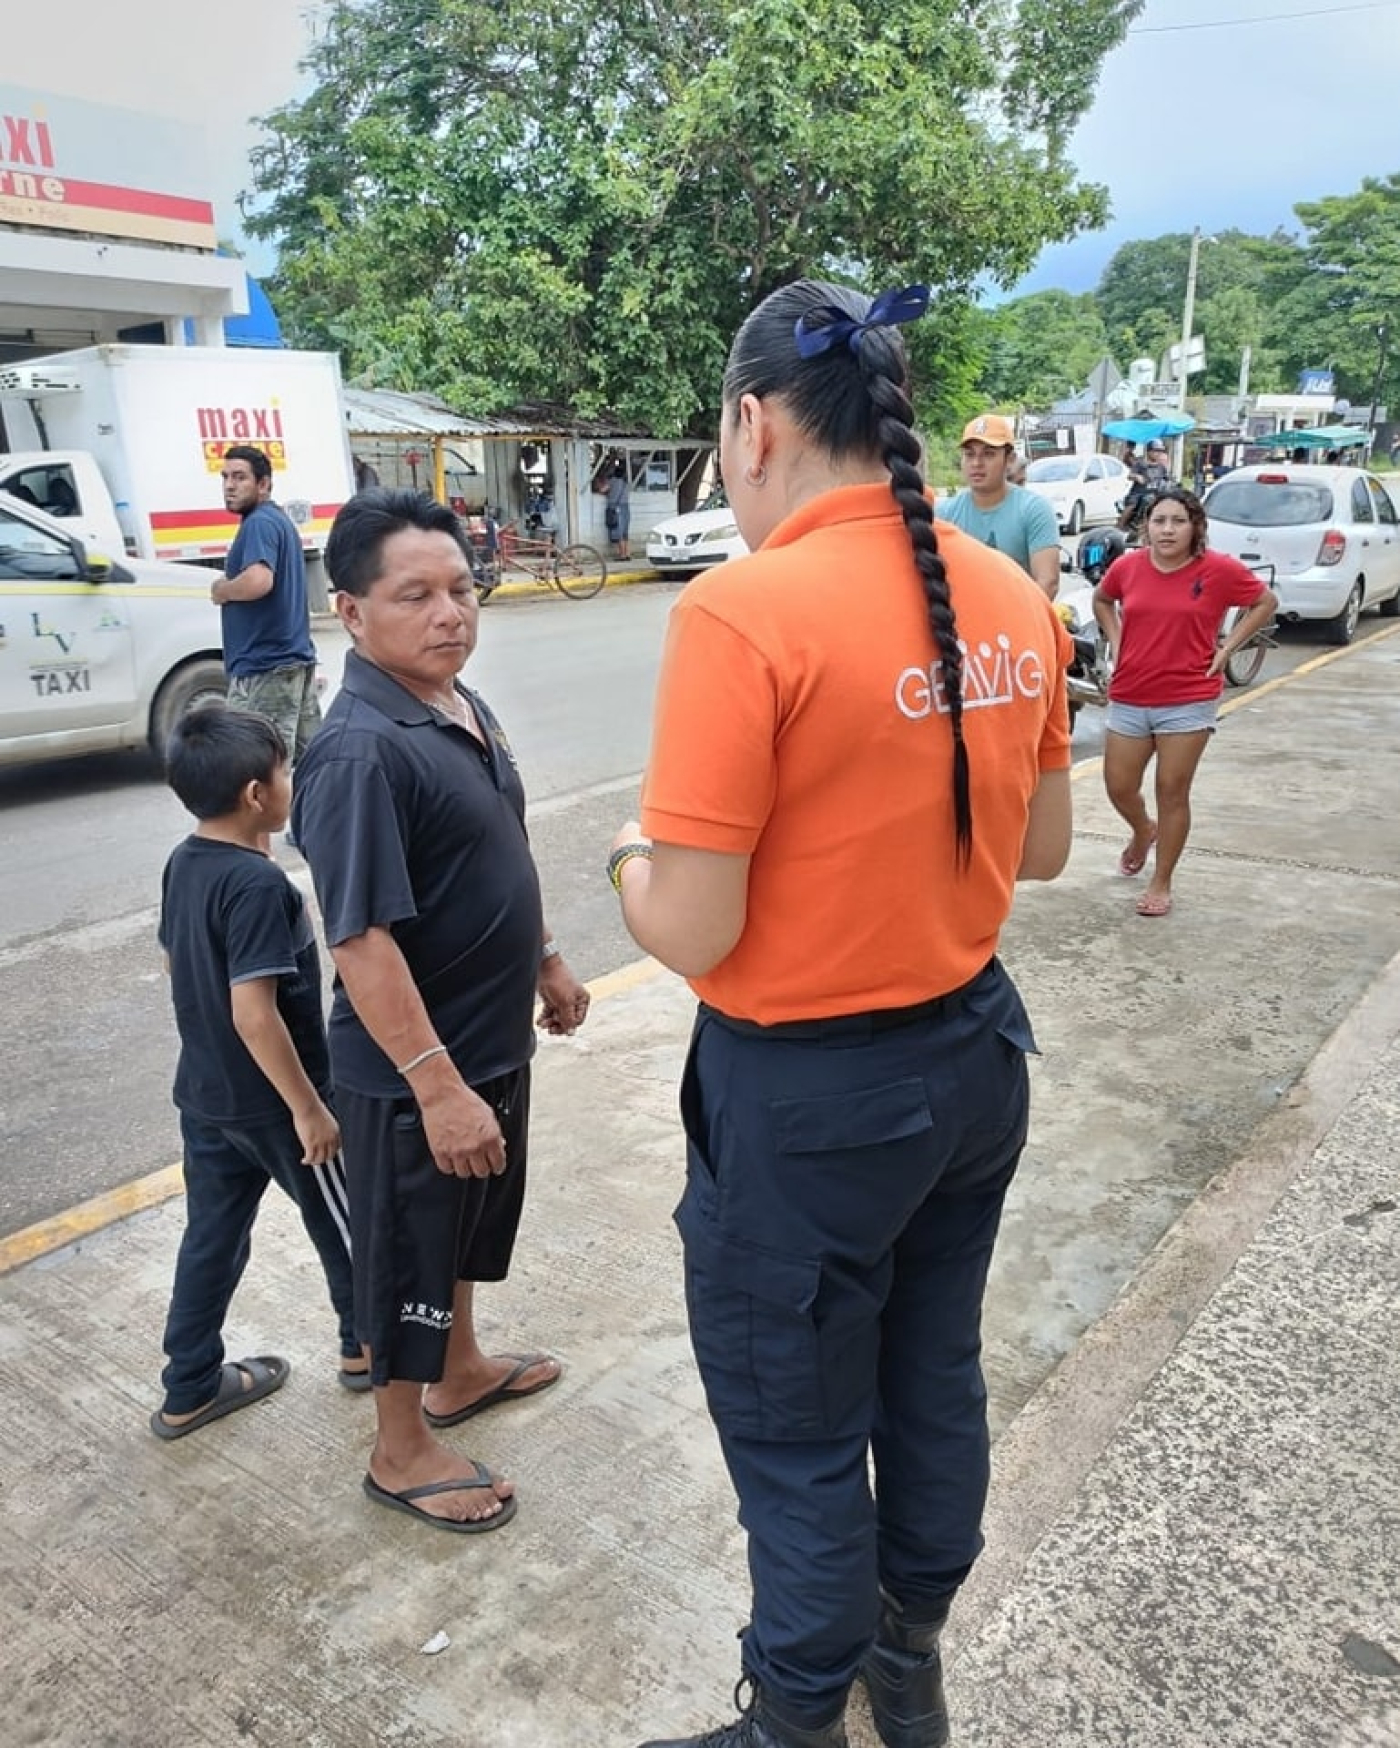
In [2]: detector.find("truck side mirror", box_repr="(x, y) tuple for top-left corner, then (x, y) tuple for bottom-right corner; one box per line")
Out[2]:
(80, 547), (113, 583)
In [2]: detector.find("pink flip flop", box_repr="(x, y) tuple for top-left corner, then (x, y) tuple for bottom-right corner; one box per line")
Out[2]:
(1135, 892), (1173, 918)
(1118, 832), (1156, 877)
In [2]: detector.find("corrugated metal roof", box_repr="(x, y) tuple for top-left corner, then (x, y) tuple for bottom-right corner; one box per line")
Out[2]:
(343, 386), (653, 441)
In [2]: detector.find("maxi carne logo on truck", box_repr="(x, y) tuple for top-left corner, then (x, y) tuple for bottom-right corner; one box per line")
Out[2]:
(197, 405), (288, 472)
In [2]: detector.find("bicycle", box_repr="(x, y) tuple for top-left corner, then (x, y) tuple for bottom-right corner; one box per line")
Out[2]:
(473, 522), (608, 602)
(1221, 562), (1277, 688)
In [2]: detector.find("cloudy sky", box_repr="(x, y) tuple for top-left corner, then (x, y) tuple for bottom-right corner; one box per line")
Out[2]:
(10, 0), (1400, 295)
(1020, 0), (1400, 293)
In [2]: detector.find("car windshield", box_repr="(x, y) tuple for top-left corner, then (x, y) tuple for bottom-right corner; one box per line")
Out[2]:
(1207, 479), (1334, 526)
(1026, 459), (1080, 482)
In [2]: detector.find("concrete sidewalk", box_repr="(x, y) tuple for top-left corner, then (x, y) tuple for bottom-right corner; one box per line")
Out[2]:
(3, 630), (1400, 1747)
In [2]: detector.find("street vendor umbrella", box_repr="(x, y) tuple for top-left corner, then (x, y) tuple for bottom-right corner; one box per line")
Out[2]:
(1101, 414), (1197, 442)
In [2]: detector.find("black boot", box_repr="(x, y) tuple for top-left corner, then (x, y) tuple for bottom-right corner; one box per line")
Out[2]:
(859, 1591), (952, 1748)
(637, 1679), (848, 1748)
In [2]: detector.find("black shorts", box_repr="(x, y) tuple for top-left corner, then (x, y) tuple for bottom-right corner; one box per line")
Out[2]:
(337, 1066), (530, 1385)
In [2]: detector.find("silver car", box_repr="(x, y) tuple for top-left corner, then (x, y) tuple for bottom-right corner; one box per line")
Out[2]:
(1203, 463), (1400, 644)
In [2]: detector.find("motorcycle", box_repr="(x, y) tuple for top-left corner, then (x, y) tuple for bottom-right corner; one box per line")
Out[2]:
(1056, 529), (1275, 725)
(1057, 530), (1126, 723)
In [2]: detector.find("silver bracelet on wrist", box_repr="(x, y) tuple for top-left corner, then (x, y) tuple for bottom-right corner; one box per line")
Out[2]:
(397, 1043), (449, 1077)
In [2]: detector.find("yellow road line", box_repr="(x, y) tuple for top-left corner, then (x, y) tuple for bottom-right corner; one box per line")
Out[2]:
(1070, 619), (1400, 783)
(0, 1164), (184, 1277)
(0, 957), (668, 1278)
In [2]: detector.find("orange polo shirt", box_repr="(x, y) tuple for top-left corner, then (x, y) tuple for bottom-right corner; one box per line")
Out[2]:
(639, 482), (1071, 1024)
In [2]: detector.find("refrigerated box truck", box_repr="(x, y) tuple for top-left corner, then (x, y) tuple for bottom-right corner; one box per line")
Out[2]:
(0, 344), (355, 595)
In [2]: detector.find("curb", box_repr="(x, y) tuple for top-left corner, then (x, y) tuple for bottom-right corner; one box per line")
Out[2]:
(0, 957), (665, 1279)
(951, 936), (1400, 1652)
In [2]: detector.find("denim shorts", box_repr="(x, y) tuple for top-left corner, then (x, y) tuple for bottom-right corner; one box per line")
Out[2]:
(1106, 698), (1218, 738)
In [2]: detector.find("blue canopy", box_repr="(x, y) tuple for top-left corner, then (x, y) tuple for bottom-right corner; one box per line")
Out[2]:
(1101, 414), (1196, 442)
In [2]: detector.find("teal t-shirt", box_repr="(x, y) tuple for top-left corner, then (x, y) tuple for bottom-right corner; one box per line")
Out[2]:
(940, 486), (1060, 575)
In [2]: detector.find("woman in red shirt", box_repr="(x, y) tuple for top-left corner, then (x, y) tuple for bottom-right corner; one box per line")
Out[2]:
(1093, 487), (1276, 917)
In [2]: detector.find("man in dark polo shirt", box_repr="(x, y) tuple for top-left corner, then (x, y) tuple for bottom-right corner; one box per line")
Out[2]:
(291, 488), (590, 1534)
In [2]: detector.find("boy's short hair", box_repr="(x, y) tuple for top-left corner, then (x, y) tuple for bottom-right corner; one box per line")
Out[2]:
(166, 701), (287, 819)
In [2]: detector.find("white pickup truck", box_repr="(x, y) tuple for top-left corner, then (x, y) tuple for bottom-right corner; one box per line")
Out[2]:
(0, 343), (354, 596)
(0, 491), (226, 769)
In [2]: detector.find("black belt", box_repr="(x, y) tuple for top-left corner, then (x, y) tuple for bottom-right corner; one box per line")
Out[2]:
(700, 962), (993, 1044)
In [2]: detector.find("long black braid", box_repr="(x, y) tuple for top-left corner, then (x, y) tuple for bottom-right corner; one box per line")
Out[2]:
(857, 339), (971, 864)
(722, 280), (972, 864)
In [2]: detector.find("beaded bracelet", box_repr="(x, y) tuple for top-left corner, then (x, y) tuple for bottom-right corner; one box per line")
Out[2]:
(607, 841), (653, 893)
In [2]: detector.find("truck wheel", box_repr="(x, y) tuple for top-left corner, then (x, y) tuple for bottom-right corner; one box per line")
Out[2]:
(150, 659), (227, 760)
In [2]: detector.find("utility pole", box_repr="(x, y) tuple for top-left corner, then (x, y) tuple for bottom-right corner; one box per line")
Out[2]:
(1367, 322), (1389, 446)
(1174, 226), (1202, 480)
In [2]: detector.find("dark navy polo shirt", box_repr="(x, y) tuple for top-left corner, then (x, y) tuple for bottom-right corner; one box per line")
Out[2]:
(290, 648), (544, 1097)
(159, 836), (330, 1126)
(222, 501), (316, 678)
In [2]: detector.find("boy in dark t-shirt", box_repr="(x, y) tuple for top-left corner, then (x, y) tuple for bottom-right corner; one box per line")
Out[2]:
(150, 703), (365, 1441)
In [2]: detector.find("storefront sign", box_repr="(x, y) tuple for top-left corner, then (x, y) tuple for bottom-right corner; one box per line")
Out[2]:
(0, 84), (215, 249)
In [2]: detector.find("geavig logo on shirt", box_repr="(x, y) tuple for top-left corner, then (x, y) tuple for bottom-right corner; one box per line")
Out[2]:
(895, 634), (1048, 720)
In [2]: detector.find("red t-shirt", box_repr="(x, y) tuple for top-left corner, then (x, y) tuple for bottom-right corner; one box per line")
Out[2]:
(1100, 548), (1267, 706)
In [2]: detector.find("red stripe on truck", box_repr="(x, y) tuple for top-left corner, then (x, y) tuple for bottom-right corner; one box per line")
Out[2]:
(149, 503), (346, 531)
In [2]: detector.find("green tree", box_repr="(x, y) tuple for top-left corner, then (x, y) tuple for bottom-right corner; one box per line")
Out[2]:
(1096, 228), (1305, 395)
(1270, 174), (1400, 413)
(244, 0), (1142, 436)
(976, 289), (1108, 407)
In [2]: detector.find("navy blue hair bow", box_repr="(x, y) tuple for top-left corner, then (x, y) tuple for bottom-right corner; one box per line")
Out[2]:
(793, 284), (931, 359)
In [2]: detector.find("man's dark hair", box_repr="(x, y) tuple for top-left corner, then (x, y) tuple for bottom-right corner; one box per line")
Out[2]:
(165, 700), (287, 819)
(722, 280), (971, 863)
(223, 444), (273, 484)
(325, 488), (472, 597)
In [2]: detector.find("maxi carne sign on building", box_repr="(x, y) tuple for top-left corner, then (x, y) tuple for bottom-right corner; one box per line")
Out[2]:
(0, 85), (216, 251)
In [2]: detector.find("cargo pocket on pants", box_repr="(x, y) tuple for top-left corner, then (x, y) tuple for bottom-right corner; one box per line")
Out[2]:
(675, 1185), (824, 1441)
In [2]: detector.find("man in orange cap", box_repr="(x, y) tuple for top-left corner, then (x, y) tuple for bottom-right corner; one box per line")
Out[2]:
(940, 413), (1061, 599)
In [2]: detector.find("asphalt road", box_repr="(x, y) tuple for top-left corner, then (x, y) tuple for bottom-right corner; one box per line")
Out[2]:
(0, 582), (678, 1236)
(0, 574), (1388, 1237)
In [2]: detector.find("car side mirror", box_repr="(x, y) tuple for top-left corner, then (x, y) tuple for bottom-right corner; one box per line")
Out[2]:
(81, 547), (113, 583)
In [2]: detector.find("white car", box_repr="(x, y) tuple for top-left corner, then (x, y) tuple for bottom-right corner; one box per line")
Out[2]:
(0, 492), (227, 767)
(1023, 453), (1129, 534)
(645, 496), (749, 575)
(1203, 464), (1400, 644)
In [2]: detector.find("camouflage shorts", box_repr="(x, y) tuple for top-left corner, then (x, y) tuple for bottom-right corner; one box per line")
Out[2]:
(226, 663), (322, 762)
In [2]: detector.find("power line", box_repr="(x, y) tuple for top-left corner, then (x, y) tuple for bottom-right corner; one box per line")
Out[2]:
(1131, 0), (1399, 32)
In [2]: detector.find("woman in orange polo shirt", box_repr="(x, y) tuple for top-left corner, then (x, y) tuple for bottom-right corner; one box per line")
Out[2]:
(610, 281), (1073, 1748)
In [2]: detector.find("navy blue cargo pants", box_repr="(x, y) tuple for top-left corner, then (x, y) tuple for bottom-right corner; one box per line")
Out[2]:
(675, 959), (1035, 1725)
